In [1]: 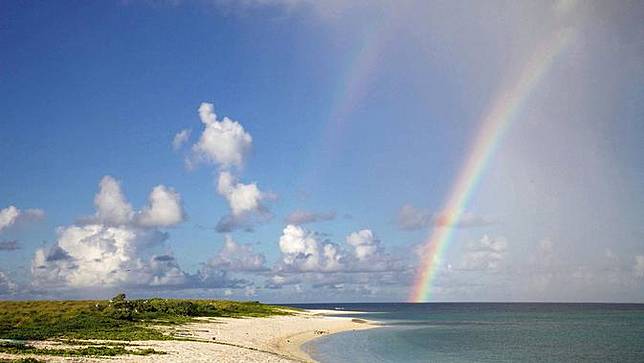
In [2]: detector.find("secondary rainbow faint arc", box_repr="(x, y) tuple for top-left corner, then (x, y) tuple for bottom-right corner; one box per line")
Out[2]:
(409, 29), (575, 303)
(300, 21), (387, 190)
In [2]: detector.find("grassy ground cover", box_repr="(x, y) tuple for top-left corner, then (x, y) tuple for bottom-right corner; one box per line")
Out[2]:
(0, 341), (163, 357)
(0, 293), (292, 358)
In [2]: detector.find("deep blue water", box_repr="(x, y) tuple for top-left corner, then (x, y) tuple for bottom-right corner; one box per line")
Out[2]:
(285, 303), (644, 363)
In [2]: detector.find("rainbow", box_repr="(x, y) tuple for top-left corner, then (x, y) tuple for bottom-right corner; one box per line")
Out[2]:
(300, 23), (387, 189)
(409, 28), (575, 302)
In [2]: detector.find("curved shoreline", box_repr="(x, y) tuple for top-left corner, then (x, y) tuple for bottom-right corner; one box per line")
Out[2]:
(273, 310), (378, 362)
(0, 309), (377, 362)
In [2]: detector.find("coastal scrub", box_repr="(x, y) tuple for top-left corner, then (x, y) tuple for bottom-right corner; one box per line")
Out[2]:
(0, 293), (292, 355)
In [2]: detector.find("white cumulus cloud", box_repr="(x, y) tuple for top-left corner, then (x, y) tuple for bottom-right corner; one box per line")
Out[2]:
(217, 171), (265, 217)
(273, 225), (403, 283)
(91, 176), (185, 228)
(215, 171), (273, 233)
(136, 185), (186, 227)
(31, 224), (178, 288)
(0, 207), (20, 232)
(346, 229), (381, 261)
(94, 176), (134, 225)
(0, 205), (45, 233)
(191, 102), (252, 169)
(178, 102), (272, 233)
(277, 225), (343, 272)
(31, 176), (188, 290)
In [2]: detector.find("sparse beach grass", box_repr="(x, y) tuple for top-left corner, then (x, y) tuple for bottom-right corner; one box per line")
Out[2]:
(0, 294), (293, 359)
(0, 358), (44, 363)
(0, 341), (164, 357)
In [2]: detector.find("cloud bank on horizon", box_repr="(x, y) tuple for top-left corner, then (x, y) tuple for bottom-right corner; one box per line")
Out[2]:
(0, 0), (642, 302)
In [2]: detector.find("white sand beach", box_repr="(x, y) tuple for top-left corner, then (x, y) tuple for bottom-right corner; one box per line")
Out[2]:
(0, 309), (376, 362)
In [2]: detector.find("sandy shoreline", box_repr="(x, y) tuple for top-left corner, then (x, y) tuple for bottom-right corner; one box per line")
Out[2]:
(0, 309), (377, 362)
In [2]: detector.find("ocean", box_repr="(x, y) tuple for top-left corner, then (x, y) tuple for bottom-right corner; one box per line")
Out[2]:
(287, 303), (644, 363)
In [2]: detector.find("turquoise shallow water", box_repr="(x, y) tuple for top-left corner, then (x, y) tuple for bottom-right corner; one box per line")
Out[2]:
(287, 303), (644, 363)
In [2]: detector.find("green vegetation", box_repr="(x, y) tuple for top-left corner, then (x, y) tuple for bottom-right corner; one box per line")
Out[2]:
(55, 339), (137, 346)
(0, 341), (163, 357)
(0, 358), (44, 363)
(0, 293), (291, 343)
(0, 298), (167, 341)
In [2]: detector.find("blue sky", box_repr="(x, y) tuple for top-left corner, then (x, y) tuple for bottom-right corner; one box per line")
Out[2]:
(1, 0), (643, 303)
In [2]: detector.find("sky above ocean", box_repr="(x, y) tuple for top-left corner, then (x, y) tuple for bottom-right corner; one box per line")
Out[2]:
(0, 0), (643, 303)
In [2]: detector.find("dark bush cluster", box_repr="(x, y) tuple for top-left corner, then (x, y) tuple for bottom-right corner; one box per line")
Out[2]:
(99, 293), (286, 322)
